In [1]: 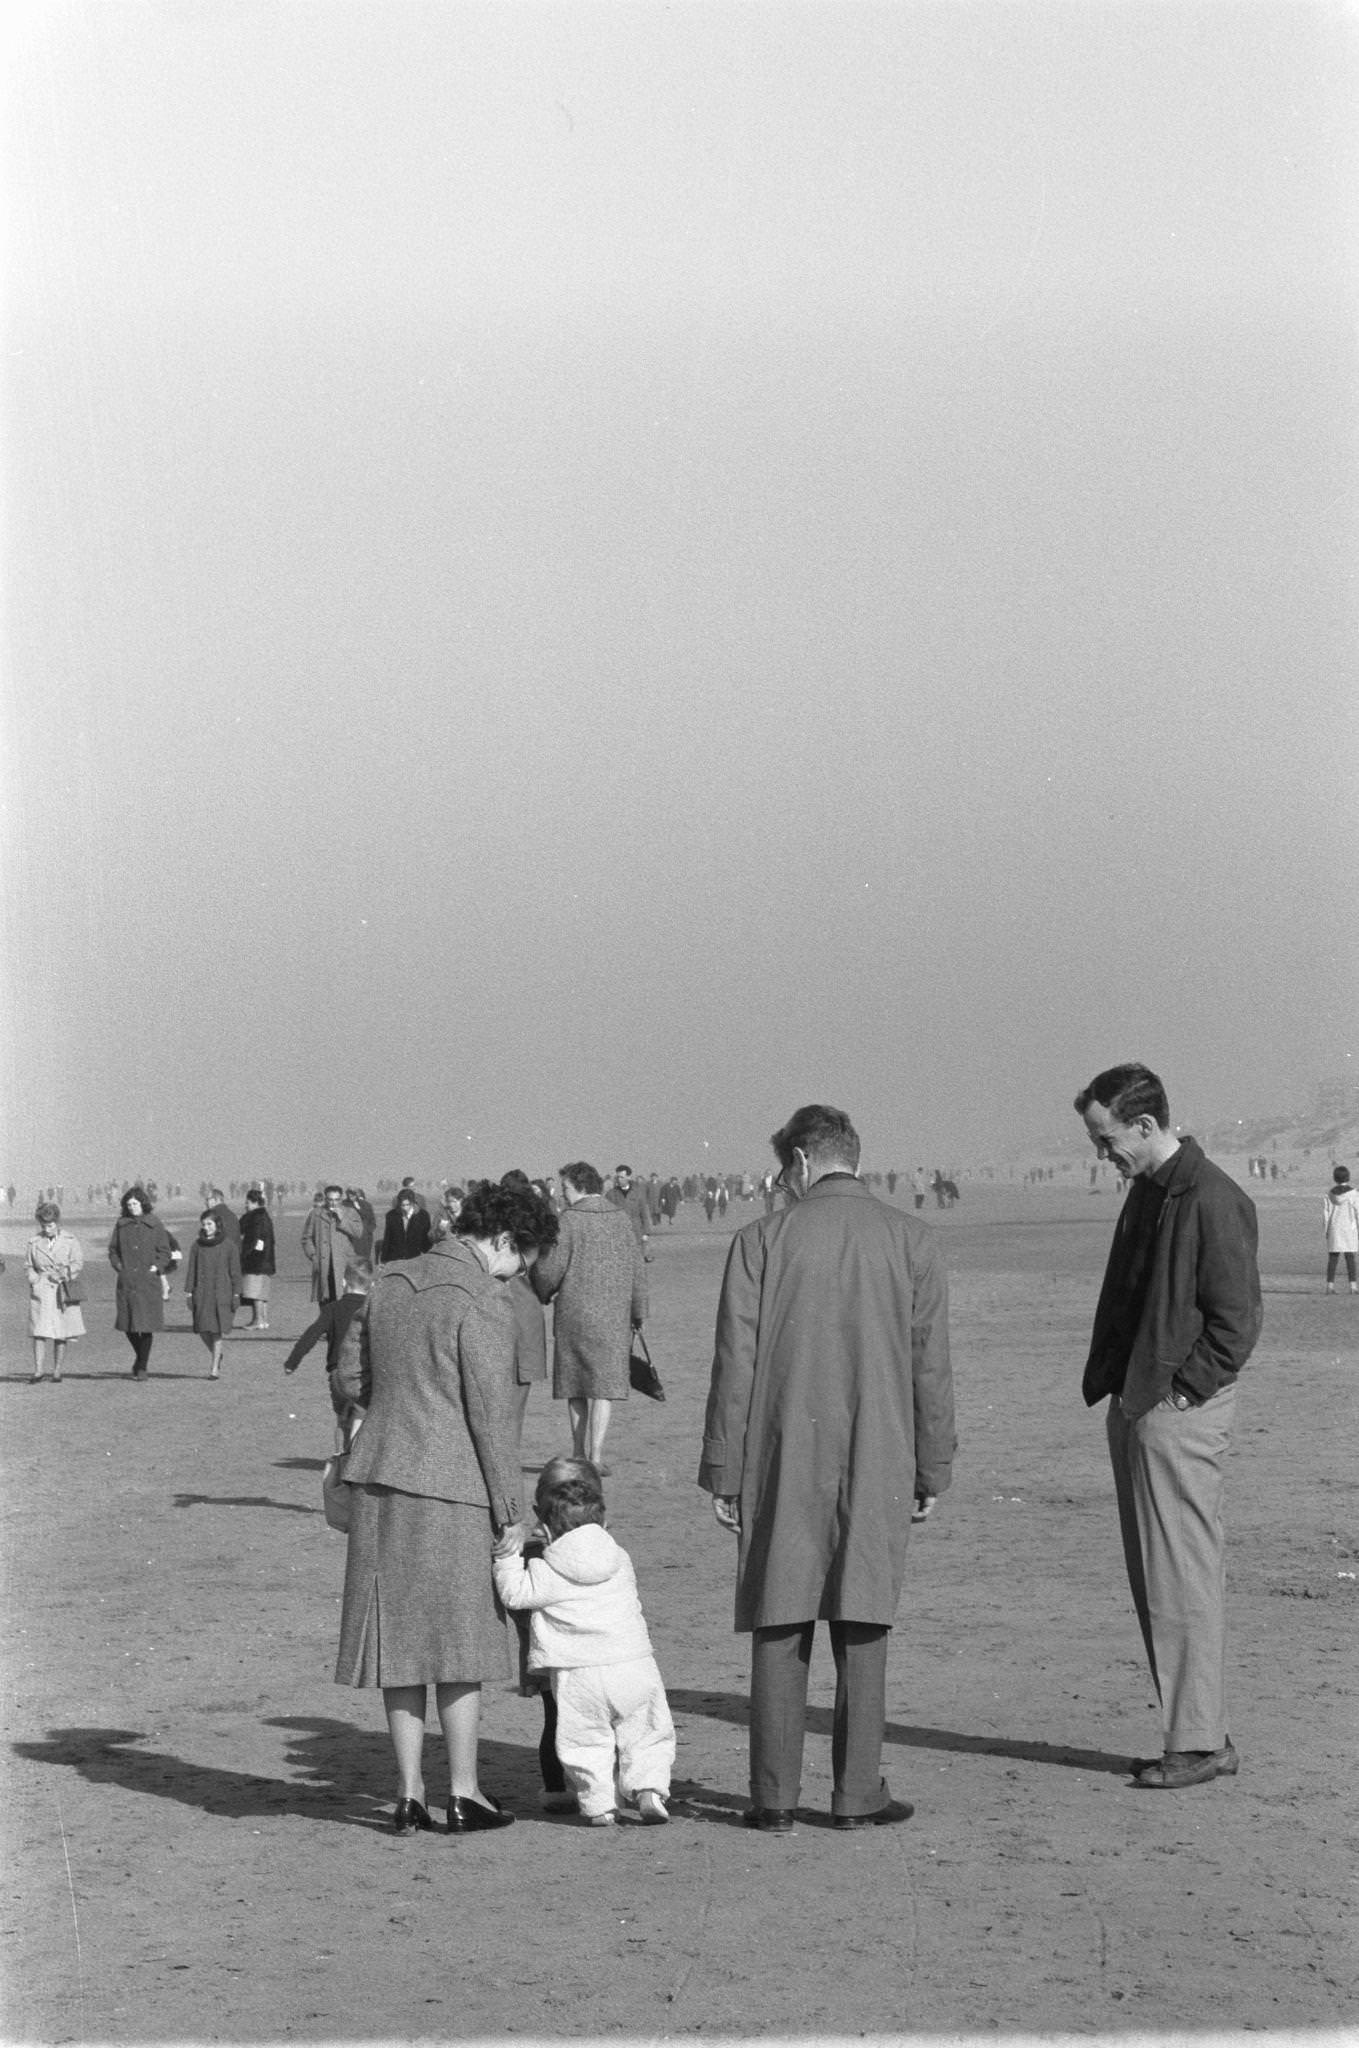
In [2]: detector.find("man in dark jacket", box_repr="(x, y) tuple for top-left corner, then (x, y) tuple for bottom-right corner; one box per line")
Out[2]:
(1076, 1063), (1261, 1790)
(607, 1166), (653, 1260)
(699, 1104), (954, 1834)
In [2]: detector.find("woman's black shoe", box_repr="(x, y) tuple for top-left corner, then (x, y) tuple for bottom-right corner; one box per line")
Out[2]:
(392, 1798), (435, 1834)
(447, 1794), (514, 1834)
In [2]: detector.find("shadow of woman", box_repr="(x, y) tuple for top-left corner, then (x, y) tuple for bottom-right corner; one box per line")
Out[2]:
(13, 1719), (552, 1829)
(268, 1717), (550, 1818)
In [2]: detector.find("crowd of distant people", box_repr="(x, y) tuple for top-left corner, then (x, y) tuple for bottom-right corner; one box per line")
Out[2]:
(6, 1081), (1356, 1844)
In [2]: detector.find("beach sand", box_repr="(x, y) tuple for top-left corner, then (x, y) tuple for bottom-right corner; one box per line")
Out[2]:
(1, 1184), (1354, 2042)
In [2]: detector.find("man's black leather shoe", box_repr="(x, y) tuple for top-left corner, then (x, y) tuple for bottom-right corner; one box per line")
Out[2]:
(832, 1797), (915, 1831)
(743, 1807), (795, 1834)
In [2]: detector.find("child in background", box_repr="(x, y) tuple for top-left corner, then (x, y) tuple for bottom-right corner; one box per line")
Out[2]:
(1323, 1164), (1359, 1293)
(284, 1260), (371, 1445)
(493, 1456), (675, 1826)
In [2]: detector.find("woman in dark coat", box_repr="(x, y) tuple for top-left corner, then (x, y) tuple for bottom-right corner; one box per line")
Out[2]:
(378, 1190), (433, 1264)
(108, 1186), (177, 1379)
(238, 1187), (276, 1329)
(183, 1211), (242, 1378)
(335, 1180), (559, 1835)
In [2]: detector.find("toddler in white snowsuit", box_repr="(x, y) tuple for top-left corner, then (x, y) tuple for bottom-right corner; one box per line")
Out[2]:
(493, 1457), (675, 1825)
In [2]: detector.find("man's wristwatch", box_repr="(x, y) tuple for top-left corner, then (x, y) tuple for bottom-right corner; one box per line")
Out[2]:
(1170, 1390), (1193, 1410)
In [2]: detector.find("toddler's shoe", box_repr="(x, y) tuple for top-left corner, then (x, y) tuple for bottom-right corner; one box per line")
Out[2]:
(636, 1789), (669, 1824)
(540, 1789), (579, 1814)
(586, 1810), (617, 1827)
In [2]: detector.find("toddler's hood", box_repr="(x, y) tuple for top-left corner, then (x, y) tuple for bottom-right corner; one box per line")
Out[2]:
(543, 1523), (626, 1585)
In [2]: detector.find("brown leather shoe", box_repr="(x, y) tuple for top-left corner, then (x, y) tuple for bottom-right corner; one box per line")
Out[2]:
(1131, 1738), (1238, 1783)
(1132, 1750), (1222, 1789)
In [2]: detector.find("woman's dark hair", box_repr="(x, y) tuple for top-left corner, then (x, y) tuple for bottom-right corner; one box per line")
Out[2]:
(561, 1160), (603, 1195)
(199, 1210), (219, 1233)
(120, 1185), (153, 1216)
(246, 1188), (265, 1206)
(500, 1168), (532, 1191)
(535, 1460), (606, 1538)
(35, 1201), (60, 1225)
(455, 1181), (560, 1255)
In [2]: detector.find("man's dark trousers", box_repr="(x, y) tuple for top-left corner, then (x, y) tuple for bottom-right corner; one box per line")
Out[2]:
(749, 1620), (889, 1815)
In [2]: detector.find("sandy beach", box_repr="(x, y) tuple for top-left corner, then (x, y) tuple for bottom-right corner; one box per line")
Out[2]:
(1, 1181), (1354, 2042)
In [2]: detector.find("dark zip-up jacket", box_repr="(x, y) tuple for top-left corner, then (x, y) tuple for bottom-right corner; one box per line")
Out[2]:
(1082, 1136), (1261, 1419)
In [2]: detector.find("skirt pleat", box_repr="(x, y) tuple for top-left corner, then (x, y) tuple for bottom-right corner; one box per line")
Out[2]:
(335, 1483), (511, 1688)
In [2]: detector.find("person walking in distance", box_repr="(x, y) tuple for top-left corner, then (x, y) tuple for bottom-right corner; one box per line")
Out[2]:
(1322, 1164), (1359, 1292)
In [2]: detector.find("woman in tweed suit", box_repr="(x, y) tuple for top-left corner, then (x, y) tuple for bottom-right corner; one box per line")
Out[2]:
(531, 1162), (647, 1471)
(334, 1180), (559, 1835)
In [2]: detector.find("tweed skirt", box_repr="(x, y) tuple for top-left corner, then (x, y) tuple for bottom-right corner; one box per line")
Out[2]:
(551, 1341), (630, 1402)
(240, 1273), (270, 1301)
(334, 1483), (512, 1689)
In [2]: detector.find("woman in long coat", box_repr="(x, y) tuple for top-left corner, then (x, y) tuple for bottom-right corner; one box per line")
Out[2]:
(335, 1180), (560, 1835)
(238, 1188), (276, 1328)
(108, 1187), (177, 1378)
(183, 1211), (242, 1378)
(531, 1162), (647, 1470)
(26, 1202), (84, 1381)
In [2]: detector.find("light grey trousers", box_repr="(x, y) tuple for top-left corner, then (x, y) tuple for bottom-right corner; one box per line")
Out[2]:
(1106, 1381), (1237, 1753)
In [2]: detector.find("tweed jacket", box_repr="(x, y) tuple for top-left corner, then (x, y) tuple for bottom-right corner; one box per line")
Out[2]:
(341, 1236), (521, 1527)
(699, 1175), (955, 1632)
(1082, 1136), (1261, 1419)
(531, 1195), (647, 1382)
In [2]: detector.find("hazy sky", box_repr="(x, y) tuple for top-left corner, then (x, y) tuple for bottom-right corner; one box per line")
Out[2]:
(3, 0), (1356, 1190)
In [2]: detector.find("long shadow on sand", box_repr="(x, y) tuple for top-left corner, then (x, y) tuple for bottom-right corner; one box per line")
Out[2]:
(666, 1688), (1130, 1776)
(11, 1721), (550, 1830)
(171, 1493), (320, 1514)
(14, 1720), (753, 1832)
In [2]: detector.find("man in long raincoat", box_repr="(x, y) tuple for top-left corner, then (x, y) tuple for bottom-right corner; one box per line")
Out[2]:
(699, 1103), (955, 1833)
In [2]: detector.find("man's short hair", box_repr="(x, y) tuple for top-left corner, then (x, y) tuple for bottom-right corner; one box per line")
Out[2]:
(324, 1183), (343, 1197)
(771, 1104), (861, 1172)
(561, 1161), (603, 1194)
(615, 1164), (632, 1177)
(1073, 1063), (1170, 1129)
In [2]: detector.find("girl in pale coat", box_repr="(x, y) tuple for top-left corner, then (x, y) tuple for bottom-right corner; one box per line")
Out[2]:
(493, 1457), (675, 1826)
(26, 1202), (84, 1381)
(1323, 1165), (1359, 1292)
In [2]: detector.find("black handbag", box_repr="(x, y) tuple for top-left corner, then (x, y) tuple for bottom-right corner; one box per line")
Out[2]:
(628, 1330), (665, 1401)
